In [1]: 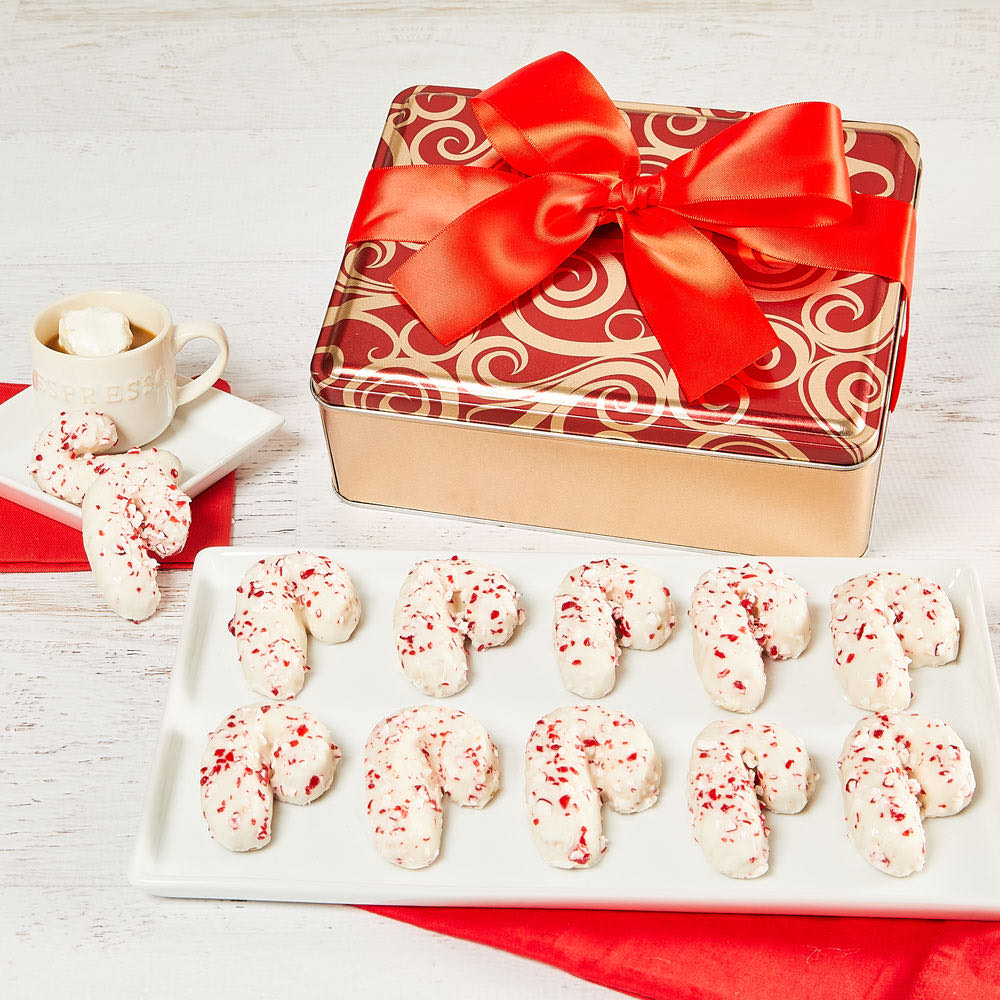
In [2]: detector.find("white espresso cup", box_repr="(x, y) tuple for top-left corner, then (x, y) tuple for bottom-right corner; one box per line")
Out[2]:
(30, 290), (229, 451)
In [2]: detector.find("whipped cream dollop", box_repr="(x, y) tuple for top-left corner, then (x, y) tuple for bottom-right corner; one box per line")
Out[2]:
(58, 306), (133, 356)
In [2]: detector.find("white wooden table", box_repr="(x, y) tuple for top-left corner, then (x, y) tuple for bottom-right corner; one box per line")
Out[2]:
(2, 3), (997, 996)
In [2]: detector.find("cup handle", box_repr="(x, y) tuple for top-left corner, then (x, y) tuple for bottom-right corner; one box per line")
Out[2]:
(172, 321), (230, 406)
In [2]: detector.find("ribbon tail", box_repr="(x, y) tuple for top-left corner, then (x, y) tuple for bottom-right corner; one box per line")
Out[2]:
(888, 302), (910, 411)
(712, 193), (916, 408)
(622, 207), (780, 400)
(348, 165), (522, 243)
(717, 194), (916, 293)
(390, 173), (608, 345)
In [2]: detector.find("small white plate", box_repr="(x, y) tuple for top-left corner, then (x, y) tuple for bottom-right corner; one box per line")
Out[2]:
(131, 549), (1000, 918)
(0, 383), (283, 529)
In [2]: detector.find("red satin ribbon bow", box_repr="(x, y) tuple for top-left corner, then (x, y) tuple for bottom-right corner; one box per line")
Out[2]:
(348, 52), (916, 401)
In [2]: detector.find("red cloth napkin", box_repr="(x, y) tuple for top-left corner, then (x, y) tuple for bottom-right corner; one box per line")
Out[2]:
(364, 905), (998, 999)
(0, 382), (234, 571)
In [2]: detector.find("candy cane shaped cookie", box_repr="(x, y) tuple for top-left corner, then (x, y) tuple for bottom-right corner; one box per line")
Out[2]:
(686, 720), (815, 879)
(81, 447), (191, 621)
(553, 559), (675, 698)
(393, 556), (523, 697)
(364, 705), (500, 869)
(839, 711), (974, 877)
(830, 572), (960, 710)
(228, 553), (361, 700)
(199, 702), (341, 852)
(28, 409), (119, 503)
(525, 705), (660, 869)
(689, 562), (811, 713)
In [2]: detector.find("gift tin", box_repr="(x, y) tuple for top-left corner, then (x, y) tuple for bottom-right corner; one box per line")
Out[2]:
(311, 83), (919, 556)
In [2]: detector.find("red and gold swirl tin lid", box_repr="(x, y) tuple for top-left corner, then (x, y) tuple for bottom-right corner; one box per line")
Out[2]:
(312, 85), (919, 468)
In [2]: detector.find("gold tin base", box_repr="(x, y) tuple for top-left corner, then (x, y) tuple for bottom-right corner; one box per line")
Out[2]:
(317, 402), (884, 557)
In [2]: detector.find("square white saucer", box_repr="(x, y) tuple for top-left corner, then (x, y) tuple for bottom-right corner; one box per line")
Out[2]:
(0, 382), (283, 529)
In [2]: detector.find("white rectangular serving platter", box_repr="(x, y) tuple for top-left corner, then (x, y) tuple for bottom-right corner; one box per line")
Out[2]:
(130, 549), (1000, 918)
(0, 382), (283, 529)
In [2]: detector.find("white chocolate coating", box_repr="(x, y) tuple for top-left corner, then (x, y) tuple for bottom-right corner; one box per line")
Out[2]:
(364, 705), (500, 870)
(81, 447), (191, 621)
(686, 720), (815, 879)
(58, 305), (132, 356)
(525, 704), (660, 869)
(199, 702), (340, 852)
(553, 559), (675, 698)
(830, 572), (961, 710)
(228, 552), (361, 700)
(839, 711), (975, 877)
(689, 562), (811, 713)
(394, 556), (523, 697)
(28, 409), (119, 504)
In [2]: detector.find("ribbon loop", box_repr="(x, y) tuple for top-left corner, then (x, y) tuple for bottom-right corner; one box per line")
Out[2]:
(471, 52), (640, 179)
(665, 101), (855, 228)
